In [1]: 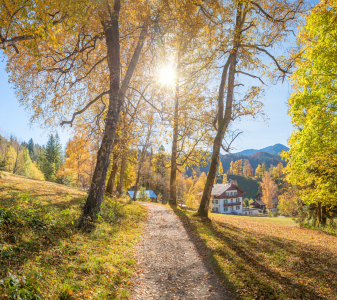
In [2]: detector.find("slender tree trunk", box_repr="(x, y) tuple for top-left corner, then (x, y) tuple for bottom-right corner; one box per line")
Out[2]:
(169, 55), (180, 205)
(118, 150), (127, 195)
(79, 1), (148, 228)
(321, 205), (327, 226)
(106, 150), (119, 194)
(133, 127), (152, 201)
(317, 202), (322, 226)
(197, 3), (244, 218)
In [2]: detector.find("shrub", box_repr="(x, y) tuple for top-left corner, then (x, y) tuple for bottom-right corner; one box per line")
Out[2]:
(99, 197), (123, 224)
(138, 187), (150, 202)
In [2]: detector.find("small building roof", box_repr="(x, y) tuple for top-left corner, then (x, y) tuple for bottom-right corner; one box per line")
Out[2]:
(127, 190), (157, 198)
(252, 200), (266, 206)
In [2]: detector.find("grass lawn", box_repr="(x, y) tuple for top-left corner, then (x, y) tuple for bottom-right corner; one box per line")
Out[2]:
(173, 207), (337, 300)
(220, 214), (297, 227)
(0, 172), (147, 299)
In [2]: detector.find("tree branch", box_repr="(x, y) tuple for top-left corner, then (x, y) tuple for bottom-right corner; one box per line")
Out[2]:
(236, 70), (265, 84)
(60, 90), (110, 127)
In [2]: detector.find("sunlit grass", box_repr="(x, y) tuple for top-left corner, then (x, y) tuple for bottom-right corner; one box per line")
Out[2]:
(173, 207), (337, 300)
(0, 172), (147, 299)
(213, 213), (297, 227)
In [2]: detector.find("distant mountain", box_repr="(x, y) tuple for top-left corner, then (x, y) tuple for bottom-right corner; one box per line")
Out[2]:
(234, 144), (289, 156)
(185, 150), (286, 177)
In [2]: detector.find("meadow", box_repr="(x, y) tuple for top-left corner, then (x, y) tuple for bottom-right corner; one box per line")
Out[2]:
(173, 208), (337, 300)
(0, 172), (147, 299)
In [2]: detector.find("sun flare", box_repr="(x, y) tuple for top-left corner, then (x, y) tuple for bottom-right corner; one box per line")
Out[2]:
(159, 65), (175, 86)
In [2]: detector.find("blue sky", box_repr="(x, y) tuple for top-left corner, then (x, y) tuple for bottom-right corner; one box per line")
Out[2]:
(0, 58), (294, 151)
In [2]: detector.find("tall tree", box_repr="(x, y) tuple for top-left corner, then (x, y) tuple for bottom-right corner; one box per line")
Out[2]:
(27, 138), (35, 159)
(197, 0), (302, 217)
(261, 171), (278, 210)
(282, 0), (337, 225)
(43, 134), (63, 181)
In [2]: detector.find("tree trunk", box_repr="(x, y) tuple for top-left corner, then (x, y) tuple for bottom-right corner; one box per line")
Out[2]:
(79, 1), (148, 228)
(321, 205), (327, 226)
(317, 202), (322, 226)
(133, 127), (152, 201)
(197, 3), (244, 218)
(106, 150), (119, 194)
(169, 55), (180, 205)
(117, 150), (127, 195)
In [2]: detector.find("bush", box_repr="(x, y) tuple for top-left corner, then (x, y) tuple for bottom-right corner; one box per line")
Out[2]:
(99, 197), (123, 224)
(138, 187), (150, 202)
(262, 208), (267, 214)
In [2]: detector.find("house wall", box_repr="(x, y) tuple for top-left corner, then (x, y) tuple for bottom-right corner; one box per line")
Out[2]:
(220, 196), (243, 214)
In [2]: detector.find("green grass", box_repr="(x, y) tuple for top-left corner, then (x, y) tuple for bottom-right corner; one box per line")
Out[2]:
(216, 174), (260, 199)
(172, 207), (337, 300)
(0, 172), (147, 299)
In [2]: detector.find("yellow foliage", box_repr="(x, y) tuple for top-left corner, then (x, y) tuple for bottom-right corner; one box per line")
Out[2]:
(31, 162), (45, 180)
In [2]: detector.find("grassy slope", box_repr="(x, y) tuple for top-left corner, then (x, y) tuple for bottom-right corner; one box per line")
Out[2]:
(216, 174), (260, 199)
(0, 172), (147, 299)
(173, 207), (337, 300)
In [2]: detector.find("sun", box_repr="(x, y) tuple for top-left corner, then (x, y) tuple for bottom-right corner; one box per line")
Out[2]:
(159, 65), (175, 86)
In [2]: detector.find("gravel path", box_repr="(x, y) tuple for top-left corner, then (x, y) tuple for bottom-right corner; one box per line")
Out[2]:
(131, 203), (232, 300)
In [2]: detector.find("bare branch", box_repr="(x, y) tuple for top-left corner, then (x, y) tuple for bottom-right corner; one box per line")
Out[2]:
(236, 70), (265, 84)
(60, 90), (110, 127)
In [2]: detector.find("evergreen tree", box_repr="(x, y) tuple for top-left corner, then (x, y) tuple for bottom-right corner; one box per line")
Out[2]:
(27, 138), (35, 159)
(43, 134), (63, 181)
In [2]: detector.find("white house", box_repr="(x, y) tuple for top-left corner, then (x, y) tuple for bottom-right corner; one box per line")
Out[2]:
(210, 183), (246, 215)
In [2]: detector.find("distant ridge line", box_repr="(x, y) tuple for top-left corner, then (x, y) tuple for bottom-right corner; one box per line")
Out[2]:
(233, 143), (289, 156)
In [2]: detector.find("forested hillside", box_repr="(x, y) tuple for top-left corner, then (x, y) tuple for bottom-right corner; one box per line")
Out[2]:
(187, 150), (286, 177)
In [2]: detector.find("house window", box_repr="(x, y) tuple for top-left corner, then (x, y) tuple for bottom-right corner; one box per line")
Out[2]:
(215, 207), (218, 212)
(224, 207), (228, 212)
(215, 200), (218, 204)
(236, 206), (240, 210)
(224, 199), (228, 204)
(212, 200), (214, 204)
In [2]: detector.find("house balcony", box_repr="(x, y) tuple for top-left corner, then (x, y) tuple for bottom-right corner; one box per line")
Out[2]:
(224, 202), (241, 207)
(223, 195), (239, 199)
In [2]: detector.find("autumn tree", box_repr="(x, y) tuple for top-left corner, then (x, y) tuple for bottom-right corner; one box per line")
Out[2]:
(58, 136), (95, 187)
(197, 0), (302, 217)
(255, 163), (266, 179)
(282, 0), (337, 225)
(261, 172), (278, 210)
(6, 0), (171, 228)
(243, 159), (253, 177)
(218, 161), (223, 176)
(222, 173), (227, 184)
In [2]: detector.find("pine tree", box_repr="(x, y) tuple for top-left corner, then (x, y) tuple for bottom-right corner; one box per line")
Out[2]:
(27, 138), (35, 159)
(43, 134), (63, 181)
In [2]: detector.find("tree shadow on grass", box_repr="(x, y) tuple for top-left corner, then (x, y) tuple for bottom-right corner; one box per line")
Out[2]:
(171, 206), (337, 300)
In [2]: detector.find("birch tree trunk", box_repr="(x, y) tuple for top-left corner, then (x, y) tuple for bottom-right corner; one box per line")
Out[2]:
(79, 0), (148, 228)
(169, 55), (180, 205)
(197, 3), (244, 218)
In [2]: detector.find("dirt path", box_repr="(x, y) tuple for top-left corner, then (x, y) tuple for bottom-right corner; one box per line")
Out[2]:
(131, 203), (232, 300)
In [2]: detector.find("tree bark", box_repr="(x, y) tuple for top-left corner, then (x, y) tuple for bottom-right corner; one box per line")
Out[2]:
(117, 150), (127, 195)
(317, 202), (322, 226)
(133, 127), (152, 201)
(197, 3), (244, 218)
(79, 1), (148, 228)
(106, 150), (119, 194)
(321, 205), (327, 226)
(169, 54), (180, 205)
